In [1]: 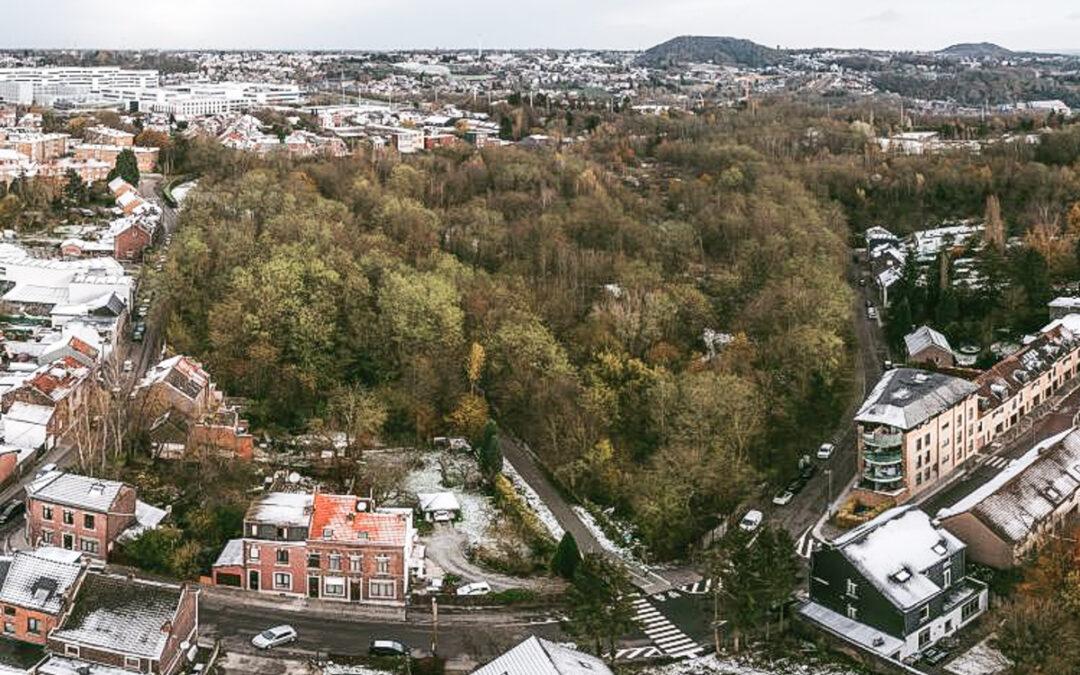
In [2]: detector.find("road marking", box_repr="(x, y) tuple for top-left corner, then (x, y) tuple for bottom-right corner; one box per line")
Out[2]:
(611, 646), (662, 661)
(629, 594), (705, 659)
(680, 578), (713, 594)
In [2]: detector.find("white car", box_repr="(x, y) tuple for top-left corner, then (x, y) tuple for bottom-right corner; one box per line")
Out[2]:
(35, 463), (57, 479)
(251, 625), (297, 649)
(817, 443), (835, 460)
(456, 581), (492, 596)
(739, 509), (763, 531)
(122, 359), (134, 373)
(772, 490), (794, 506)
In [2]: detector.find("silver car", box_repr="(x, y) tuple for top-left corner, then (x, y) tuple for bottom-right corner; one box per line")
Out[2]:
(251, 625), (297, 649)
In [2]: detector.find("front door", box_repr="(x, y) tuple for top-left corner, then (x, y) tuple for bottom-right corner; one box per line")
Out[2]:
(350, 579), (362, 602)
(308, 577), (319, 598)
(248, 570), (259, 591)
(62, 533), (73, 550)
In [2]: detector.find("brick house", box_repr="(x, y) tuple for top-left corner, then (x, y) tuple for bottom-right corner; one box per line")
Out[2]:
(113, 220), (153, 260)
(0, 548), (86, 646)
(46, 573), (198, 675)
(25, 472), (137, 560)
(1, 357), (94, 451)
(212, 490), (415, 605)
(84, 126), (134, 148)
(904, 326), (955, 368)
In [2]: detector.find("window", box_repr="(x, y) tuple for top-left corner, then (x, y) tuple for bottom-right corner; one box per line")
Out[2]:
(370, 580), (395, 599)
(276, 549), (289, 565)
(124, 655), (140, 671)
(83, 514), (95, 530)
(846, 604), (857, 620)
(918, 627), (931, 648)
(42, 506), (53, 521)
(273, 573), (291, 590)
(41, 530), (53, 544)
(307, 553), (321, 569)
(943, 567), (952, 588)
(249, 544), (260, 561)
(2, 622), (11, 634)
(249, 525), (258, 536)
(62, 510), (74, 525)
(329, 554), (342, 571)
(845, 579), (858, 598)
(323, 578), (346, 598)
(79, 539), (99, 554)
(920, 604), (930, 622)
(277, 527), (288, 539)
(962, 598), (981, 622)
(349, 555), (362, 573)
(65, 644), (80, 657)
(2, 607), (13, 616)
(27, 617), (39, 635)
(376, 555), (390, 575)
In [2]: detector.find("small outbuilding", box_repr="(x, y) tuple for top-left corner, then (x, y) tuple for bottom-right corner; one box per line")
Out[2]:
(418, 492), (462, 523)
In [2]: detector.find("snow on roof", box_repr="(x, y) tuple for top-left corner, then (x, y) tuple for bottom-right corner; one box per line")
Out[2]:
(471, 635), (614, 675)
(0, 549), (84, 615)
(37, 655), (133, 675)
(51, 573), (184, 661)
(2, 284), (71, 306)
(28, 472), (126, 512)
(855, 368), (977, 430)
(904, 325), (953, 358)
(118, 500), (169, 544)
(876, 266), (902, 288)
(937, 427), (1080, 544)
(212, 538), (244, 567)
(418, 491), (461, 513)
(830, 505), (962, 610)
(798, 601), (905, 657)
(1049, 297), (1080, 309)
(245, 492), (313, 527)
(5, 401), (55, 426)
(1042, 313), (1080, 336)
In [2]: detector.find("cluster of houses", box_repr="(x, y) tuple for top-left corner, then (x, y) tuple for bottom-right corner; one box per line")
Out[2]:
(185, 113), (348, 157)
(0, 112), (159, 187)
(59, 178), (158, 261)
(866, 223), (989, 307)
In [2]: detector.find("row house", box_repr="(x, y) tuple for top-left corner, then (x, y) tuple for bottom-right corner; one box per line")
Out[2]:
(0, 548), (86, 646)
(1, 357), (94, 451)
(44, 573), (198, 675)
(937, 427), (1080, 568)
(0, 133), (69, 162)
(25, 472), (138, 561)
(83, 126), (134, 148)
(800, 506), (987, 661)
(212, 490), (415, 605)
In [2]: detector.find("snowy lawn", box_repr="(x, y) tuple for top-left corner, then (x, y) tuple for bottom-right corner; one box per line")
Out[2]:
(403, 451), (496, 547)
(643, 653), (862, 675)
(944, 636), (1012, 675)
(573, 504), (637, 560)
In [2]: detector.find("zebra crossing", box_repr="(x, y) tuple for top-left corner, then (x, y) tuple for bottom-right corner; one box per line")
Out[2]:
(630, 596), (705, 659)
(612, 646), (662, 661)
(984, 454), (1013, 470)
(679, 578), (713, 594)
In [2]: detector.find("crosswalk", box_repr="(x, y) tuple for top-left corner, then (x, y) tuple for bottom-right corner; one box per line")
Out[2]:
(679, 578), (713, 594)
(984, 455), (1013, 470)
(630, 596), (705, 659)
(612, 646), (662, 661)
(795, 526), (818, 559)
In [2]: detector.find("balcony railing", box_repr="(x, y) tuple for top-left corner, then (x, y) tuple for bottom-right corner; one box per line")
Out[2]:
(863, 430), (903, 448)
(863, 467), (903, 483)
(864, 449), (903, 466)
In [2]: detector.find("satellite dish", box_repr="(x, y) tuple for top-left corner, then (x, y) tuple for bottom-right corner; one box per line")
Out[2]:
(288, 472), (301, 484)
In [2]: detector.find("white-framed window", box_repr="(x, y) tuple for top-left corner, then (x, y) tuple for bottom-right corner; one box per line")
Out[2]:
(943, 567), (952, 588)
(62, 509), (74, 525)
(79, 538), (99, 554)
(41, 530), (53, 544)
(329, 554), (342, 571)
(323, 577), (346, 598)
(920, 604), (931, 622)
(846, 604), (857, 620)
(65, 644), (80, 657)
(124, 655), (140, 671)
(249, 544), (260, 561)
(273, 572), (291, 590)
(250, 524), (258, 536)
(376, 555), (390, 575)
(27, 617), (39, 635)
(42, 505), (53, 521)
(349, 555), (362, 573)
(83, 514), (95, 530)
(845, 579), (858, 598)
(369, 580), (395, 599)
(276, 548), (289, 565)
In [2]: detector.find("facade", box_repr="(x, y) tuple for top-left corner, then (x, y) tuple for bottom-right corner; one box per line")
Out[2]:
(1, 356), (95, 451)
(0, 133), (69, 162)
(802, 506), (987, 661)
(853, 368), (980, 504)
(84, 126), (134, 148)
(904, 326), (955, 368)
(212, 490), (415, 605)
(0, 548), (85, 646)
(1049, 297), (1080, 320)
(937, 427), (1080, 568)
(25, 472), (137, 560)
(46, 573), (198, 675)
(73, 144), (158, 173)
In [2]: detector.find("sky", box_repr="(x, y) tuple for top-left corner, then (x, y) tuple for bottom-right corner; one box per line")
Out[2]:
(3, 0), (1080, 53)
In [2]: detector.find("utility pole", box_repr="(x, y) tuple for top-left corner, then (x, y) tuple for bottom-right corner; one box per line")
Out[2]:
(431, 596), (439, 656)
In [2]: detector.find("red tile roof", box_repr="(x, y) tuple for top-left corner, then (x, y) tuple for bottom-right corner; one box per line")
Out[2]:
(308, 493), (407, 547)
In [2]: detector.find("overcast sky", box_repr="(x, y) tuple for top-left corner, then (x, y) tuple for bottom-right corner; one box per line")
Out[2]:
(3, 0), (1080, 52)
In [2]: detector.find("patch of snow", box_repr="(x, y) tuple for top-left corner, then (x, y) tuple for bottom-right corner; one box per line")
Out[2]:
(404, 452), (497, 547)
(502, 458), (565, 540)
(646, 653), (862, 675)
(322, 664), (394, 675)
(573, 504), (636, 560)
(944, 636), (1012, 675)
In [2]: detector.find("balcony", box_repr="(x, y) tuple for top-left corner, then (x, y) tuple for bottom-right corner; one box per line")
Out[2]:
(863, 466), (903, 484)
(864, 449), (902, 466)
(863, 430), (903, 448)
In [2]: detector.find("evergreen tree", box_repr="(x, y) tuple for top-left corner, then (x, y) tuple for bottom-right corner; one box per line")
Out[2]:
(478, 419), (503, 482)
(551, 532), (581, 579)
(107, 148), (140, 186)
(562, 554), (635, 660)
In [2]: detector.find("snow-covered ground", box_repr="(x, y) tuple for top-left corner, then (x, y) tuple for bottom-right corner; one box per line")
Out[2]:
(403, 452), (496, 546)
(573, 504), (636, 560)
(643, 654), (862, 675)
(944, 637), (1012, 675)
(322, 664), (393, 675)
(171, 180), (197, 206)
(502, 458), (565, 540)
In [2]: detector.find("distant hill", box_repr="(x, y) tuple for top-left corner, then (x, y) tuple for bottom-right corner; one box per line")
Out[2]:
(937, 42), (1015, 59)
(637, 35), (784, 68)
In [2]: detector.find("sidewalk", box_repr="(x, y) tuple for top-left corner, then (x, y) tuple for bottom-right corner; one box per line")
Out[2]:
(199, 584), (408, 622)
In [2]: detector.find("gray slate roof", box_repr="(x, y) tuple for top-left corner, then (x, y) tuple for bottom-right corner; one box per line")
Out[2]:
(855, 368), (977, 430)
(471, 635), (613, 675)
(51, 573), (184, 661)
(904, 325), (953, 358)
(28, 472), (126, 512)
(0, 549), (84, 615)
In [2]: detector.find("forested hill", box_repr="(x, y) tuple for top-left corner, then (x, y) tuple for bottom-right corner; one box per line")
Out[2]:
(636, 35), (785, 68)
(937, 42), (1015, 59)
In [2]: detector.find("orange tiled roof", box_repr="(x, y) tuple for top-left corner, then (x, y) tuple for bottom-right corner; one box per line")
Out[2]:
(308, 493), (407, 547)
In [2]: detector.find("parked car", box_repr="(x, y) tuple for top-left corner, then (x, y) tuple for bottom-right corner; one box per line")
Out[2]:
(772, 490), (794, 506)
(456, 581), (492, 596)
(922, 646), (949, 665)
(816, 443), (835, 460)
(0, 499), (23, 526)
(738, 509), (763, 531)
(867, 307), (878, 320)
(369, 639), (410, 657)
(800, 463), (817, 481)
(251, 625), (297, 650)
(35, 463), (57, 478)
(122, 359), (134, 373)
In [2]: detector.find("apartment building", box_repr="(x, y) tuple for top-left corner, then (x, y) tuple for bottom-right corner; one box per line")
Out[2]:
(0, 133), (69, 162)
(853, 368), (980, 504)
(25, 472), (137, 560)
(212, 490), (415, 605)
(0, 67), (158, 105)
(83, 126), (134, 147)
(72, 144), (158, 173)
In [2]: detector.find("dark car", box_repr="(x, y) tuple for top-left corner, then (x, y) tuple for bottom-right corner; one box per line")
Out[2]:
(786, 478), (804, 495)
(0, 499), (24, 526)
(922, 646), (949, 665)
(799, 463), (817, 481)
(369, 639), (410, 657)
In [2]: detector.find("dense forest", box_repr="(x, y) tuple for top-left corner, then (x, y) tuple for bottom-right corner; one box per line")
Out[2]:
(159, 102), (1080, 559)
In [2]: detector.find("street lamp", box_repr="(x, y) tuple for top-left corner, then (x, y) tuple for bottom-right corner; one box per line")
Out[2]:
(824, 468), (833, 516)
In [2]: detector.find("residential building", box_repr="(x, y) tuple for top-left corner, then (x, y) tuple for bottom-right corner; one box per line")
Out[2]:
(937, 427), (1080, 568)
(1, 357), (94, 451)
(853, 368), (980, 504)
(25, 472), (137, 560)
(904, 326), (955, 368)
(212, 490), (415, 605)
(801, 506), (987, 661)
(471, 635), (613, 675)
(1049, 296), (1080, 320)
(0, 548), (86, 646)
(72, 144), (158, 174)
(83, 126), (134, 148)
(0, 133), (69, 162)
(45, 573), (198, 675)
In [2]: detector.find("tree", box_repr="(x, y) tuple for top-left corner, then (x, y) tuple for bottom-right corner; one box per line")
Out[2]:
(478, 420), (503, 483)
(63, 169), (87, 204)
(107, 147), (140, 186)
(984, 194), (1005, 250)
(550, 532), (581, 580)
(327, 384), (387, 459)
(562, 554), (635, 660)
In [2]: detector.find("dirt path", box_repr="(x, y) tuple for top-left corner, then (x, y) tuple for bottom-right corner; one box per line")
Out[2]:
(423, 524), (563, 592)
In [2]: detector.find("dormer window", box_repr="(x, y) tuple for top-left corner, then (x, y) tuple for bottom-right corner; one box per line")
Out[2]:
(846, 579), (858, 598)
(932, 540), (947, 556)
(322, 527), (333, 539)
(891, 568), (912, 583)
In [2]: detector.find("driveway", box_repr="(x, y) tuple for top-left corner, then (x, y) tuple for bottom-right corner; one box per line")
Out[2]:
(423, 524), (561, 593)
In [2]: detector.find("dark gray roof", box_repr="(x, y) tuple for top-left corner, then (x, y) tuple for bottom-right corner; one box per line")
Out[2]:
(855, 368), (977, 430)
